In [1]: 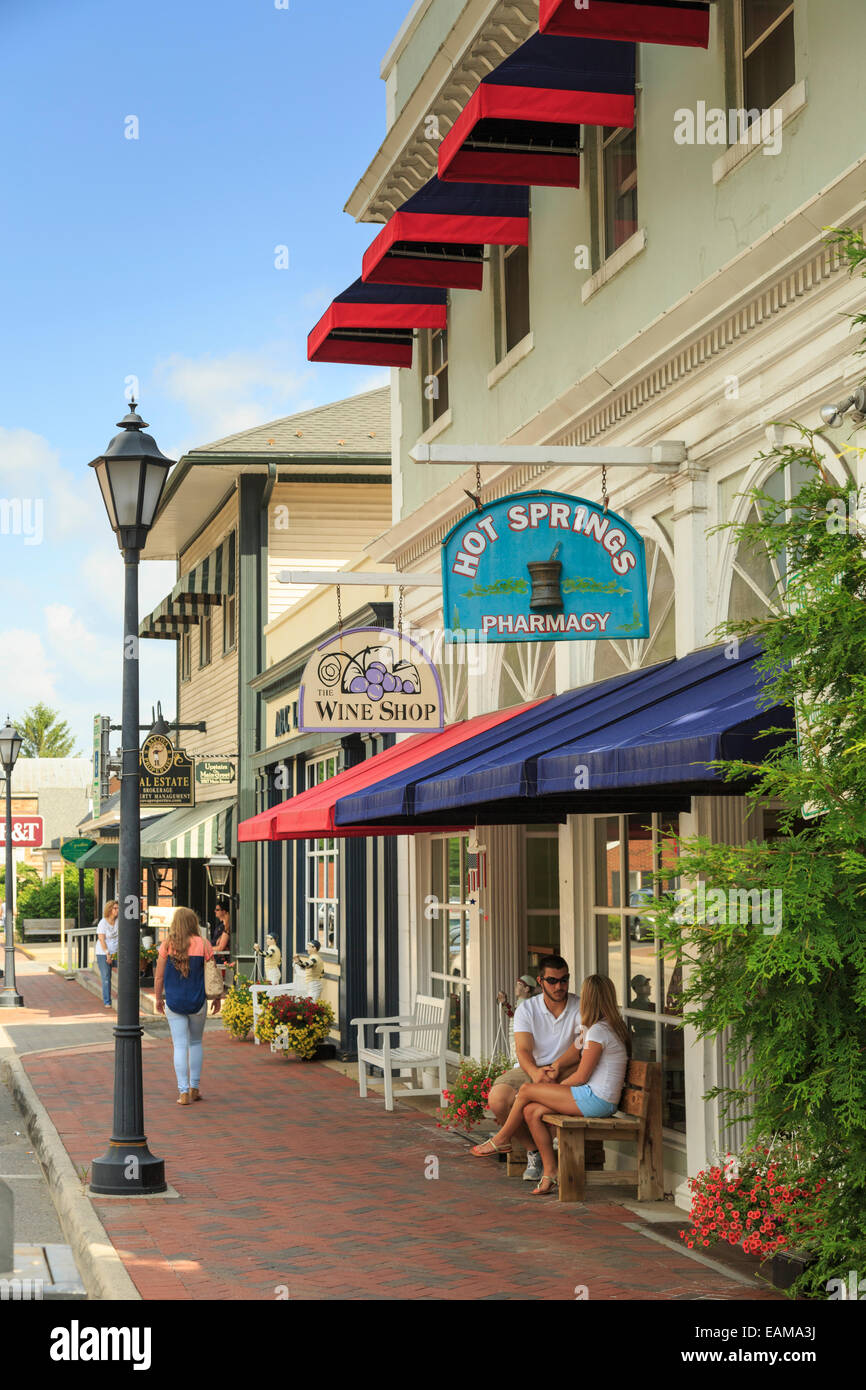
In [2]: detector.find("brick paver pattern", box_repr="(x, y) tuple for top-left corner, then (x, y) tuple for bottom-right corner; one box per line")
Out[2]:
(9, 958), (782, 1301)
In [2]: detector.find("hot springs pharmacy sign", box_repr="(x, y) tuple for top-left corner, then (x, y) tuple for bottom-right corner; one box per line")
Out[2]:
(441, 491), (649, 642)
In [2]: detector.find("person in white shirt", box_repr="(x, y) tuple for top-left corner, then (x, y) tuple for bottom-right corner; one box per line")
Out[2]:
(94, 900), (120, 1007)
(471, 974), (631, 1195)
(483, 956), (583, 1184)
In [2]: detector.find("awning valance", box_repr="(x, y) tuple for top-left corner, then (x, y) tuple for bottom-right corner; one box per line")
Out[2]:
(362, 179), (529, 291)
(333, 641), (792, 828)
(539, 0), (711, 48)
(439, 34), (635, 188)
(140, 531), (235, 641)
(237, 704), (541, 843)
(141, 797), (237, 860)
(308, 279), (448, 368)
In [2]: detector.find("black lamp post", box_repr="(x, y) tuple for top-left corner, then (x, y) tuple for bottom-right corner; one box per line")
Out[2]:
(0, 717), (24, 1008)
(88, 403), (174, 1195)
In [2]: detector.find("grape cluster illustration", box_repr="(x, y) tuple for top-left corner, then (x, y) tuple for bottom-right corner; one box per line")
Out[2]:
(317, 644), (422, 704)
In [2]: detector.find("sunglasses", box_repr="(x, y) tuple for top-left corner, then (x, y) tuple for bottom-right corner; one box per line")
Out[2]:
(541, 975), (570, 986)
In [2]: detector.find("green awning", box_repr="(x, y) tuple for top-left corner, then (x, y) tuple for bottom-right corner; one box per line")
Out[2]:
(140, 531), (235, 640)
(76, 842), (120, 869)
(140, 797), (237, 860)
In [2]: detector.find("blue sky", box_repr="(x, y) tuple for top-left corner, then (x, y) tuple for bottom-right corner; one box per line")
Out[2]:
(0, 0), (408, 755)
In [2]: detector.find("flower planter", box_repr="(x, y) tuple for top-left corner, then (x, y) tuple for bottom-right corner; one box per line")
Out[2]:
(769, 1249), (814, 1292)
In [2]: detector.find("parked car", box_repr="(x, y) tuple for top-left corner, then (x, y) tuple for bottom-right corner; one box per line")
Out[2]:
(628, 887), (655, 941)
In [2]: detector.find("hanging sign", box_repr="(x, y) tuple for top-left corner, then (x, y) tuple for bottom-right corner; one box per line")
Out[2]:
(298, 628), (444, 733)
(60, 838), (97, 863)
(196, 759), (236, 787)
(441, 491), (649, 642)
(140, 733), (195, 807)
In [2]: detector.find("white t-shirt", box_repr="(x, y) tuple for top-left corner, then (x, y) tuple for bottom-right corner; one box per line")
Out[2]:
(581, 1019), (629, 1104)
(95, 916), (119, 957)
(512, 993), (582, 1066)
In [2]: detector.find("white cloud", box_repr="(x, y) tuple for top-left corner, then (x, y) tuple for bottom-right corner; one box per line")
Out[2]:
(0, 428), (92, 541)
(152, 347), (318, 453)
(44, 604), (115, 683)
(0, 629), (58, 709)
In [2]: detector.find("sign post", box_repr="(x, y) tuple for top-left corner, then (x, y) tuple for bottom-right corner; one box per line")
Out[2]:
(61, 839), (98, 967)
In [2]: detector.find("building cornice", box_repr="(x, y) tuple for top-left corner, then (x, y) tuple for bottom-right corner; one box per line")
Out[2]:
(345, 0), (536, 223)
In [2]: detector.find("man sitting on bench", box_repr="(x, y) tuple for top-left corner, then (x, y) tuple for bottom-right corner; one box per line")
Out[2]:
(482, 956), (583, 1185)
(471, 974), (630, 1196)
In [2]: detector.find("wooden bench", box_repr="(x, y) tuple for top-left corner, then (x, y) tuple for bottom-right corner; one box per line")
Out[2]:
(543, 1060), (663, 1203)
(351, 994), (448, 1112)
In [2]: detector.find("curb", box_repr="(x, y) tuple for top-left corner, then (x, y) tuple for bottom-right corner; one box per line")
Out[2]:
(0, 1040), (142, 1302)
(68, 967), (159, 1015)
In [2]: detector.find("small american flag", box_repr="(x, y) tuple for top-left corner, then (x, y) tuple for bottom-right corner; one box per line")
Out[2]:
(467, 845), (488, 897)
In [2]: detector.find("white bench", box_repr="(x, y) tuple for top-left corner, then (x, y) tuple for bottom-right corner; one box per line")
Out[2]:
(351, 994), (448, 1112)
(251, 983), (309, 1045)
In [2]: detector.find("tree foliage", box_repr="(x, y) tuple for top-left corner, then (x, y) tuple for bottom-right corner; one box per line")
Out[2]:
(652, 229), (866, 1293)
(16, 702), (78, 758)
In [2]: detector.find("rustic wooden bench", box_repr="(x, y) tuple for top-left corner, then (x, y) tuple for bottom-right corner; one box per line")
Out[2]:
(542, 1059), (663, 1202)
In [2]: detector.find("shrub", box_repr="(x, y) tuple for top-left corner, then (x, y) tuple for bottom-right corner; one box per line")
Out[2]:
(437, 1056), (508, 1132)
(221, 974), (254, 1040)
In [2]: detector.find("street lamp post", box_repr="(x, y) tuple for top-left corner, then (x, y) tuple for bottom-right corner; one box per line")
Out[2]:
(88, 403), (175, 1196)
(0, 717), (24, 1008)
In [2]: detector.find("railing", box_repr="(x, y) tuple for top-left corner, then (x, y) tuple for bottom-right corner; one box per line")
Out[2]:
(65, 927), (98, 970)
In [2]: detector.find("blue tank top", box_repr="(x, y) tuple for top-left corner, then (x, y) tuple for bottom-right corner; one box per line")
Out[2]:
(164, 953), (206, 1014)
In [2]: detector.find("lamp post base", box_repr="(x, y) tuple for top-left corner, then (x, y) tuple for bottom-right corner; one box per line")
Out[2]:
(90, 1142), (167, 1196)
(0, 987), (23, 1008)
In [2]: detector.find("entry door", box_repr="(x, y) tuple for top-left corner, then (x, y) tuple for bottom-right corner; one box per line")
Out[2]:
(429, 835), (471, 1059)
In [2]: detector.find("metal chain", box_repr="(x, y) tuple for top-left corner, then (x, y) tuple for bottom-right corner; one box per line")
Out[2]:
(397, 585), (405, 659)
(336, 584), (343, 652)
(601, 461), (609, 514)
(475, 461), (482, 496)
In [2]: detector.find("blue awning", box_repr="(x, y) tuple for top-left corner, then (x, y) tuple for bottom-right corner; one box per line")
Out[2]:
(333, 641), (792, 827)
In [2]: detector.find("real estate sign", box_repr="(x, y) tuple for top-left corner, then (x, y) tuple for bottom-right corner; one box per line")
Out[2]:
(139, 733), (195, 808)
(299, 627), (444, 733)
(441, 490), (649, 642)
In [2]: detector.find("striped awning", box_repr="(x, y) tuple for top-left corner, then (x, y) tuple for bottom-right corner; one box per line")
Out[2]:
(140, 531), (235, 641)
(140, 797), (237, 860)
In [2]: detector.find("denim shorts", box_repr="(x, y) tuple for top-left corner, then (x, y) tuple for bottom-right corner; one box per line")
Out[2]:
(570, 1083), (619, 1118)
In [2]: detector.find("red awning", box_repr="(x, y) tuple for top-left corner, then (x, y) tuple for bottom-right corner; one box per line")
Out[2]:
(539, 0), (711, 48)
(308, 278), (448, 368)
(238, 702), (542, 842)
(362, 178), (529, 292)
(439, 35), (635, 189)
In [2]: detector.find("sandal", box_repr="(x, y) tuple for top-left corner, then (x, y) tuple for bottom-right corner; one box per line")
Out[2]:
(177, 1092), (190, 1106)
(531, 1175), (558, 1196)
(469, 1138), (512, 1157)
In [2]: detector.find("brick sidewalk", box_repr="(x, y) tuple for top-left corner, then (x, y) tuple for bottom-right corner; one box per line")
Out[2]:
(7, 959), (782, 1301)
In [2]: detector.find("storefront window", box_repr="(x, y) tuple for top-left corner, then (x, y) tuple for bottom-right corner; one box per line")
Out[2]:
(593, 810), (685, 1134)
(429, 836), (471, 1057)
(526, 829), (560, 973)
(305, 753), (340, 954)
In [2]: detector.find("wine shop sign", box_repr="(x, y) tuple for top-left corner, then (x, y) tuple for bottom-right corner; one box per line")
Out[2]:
(441, 491), (650, 643)
(299, 628), (444, 733)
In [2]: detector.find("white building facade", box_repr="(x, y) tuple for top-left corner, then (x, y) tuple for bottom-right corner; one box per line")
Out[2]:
(336, 0), (866, 1203)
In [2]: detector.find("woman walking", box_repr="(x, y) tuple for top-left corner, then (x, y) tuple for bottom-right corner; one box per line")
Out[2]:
(469, 974), (630, 1194)
(154, 907), (221, 1106)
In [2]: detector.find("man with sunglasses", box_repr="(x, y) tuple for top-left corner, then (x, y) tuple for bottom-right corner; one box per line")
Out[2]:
(487, 955), (582, 1183)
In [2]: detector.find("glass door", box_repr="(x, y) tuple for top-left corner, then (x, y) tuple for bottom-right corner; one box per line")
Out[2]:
(429, 835), (471, 1058)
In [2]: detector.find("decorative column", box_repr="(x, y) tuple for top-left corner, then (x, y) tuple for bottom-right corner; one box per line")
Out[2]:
(670, 463), (710, 657)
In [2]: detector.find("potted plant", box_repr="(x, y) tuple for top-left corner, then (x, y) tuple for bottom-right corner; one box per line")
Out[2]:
(678, 1142), (827, 1291)
(436, 1056), (508, 1132)
(258, 993), (335, 1060)
(221, 974), (254, 1040)
(139, 943), (158, 987)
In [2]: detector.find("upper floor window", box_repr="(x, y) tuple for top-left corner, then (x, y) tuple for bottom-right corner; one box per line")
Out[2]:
(497, 243), (531, 359)
(222, 530), (237, 654)
(739, 1), (795, 114)
(180, 630), (191, 683)
(199, 610), (212, 668)
(422, 324), (449, 429)
(600, 126), (638, 260)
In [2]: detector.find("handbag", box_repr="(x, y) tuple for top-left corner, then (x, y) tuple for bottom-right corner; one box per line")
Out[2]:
(204, 955), (224, 999)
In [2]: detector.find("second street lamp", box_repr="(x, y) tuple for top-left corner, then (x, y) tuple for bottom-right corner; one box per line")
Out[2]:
(88, 403), (174, 1196)
(0, 717), (24, 1008)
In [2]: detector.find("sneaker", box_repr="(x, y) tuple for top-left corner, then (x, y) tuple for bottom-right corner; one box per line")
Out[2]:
(522, 1150), (544, 1182)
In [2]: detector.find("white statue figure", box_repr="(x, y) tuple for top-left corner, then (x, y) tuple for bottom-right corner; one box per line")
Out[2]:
(293, 939), (325, 1000)
(255, 934), (282, 985)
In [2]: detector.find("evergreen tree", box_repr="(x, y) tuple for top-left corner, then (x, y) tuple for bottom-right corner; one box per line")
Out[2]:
(16, 703), (78, 758)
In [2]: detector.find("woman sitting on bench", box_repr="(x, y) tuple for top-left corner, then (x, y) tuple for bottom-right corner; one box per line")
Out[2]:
(470, 974), (631, 1195)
